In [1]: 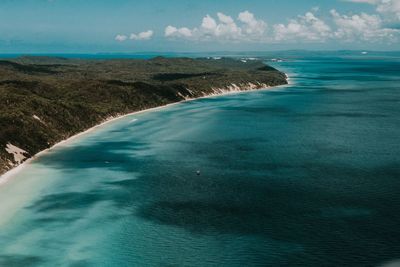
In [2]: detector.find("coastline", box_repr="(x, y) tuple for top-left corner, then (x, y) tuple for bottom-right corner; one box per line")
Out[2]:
(0, 79), (289, 185)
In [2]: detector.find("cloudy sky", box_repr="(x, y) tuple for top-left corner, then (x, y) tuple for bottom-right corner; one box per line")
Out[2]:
(0, 0), (399, 52)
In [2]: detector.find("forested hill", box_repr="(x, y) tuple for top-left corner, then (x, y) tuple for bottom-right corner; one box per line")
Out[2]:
(0, 56), (287, 175)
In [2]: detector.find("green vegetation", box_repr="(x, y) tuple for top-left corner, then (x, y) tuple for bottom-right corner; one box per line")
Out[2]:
(0, 56), (287, 175)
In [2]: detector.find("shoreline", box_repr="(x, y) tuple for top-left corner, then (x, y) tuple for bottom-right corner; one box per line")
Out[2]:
(0, 79), (289, 185)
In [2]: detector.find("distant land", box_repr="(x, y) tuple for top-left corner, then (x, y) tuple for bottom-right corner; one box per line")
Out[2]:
(1, 50), (400, 60)
(0, 56), (287, 176)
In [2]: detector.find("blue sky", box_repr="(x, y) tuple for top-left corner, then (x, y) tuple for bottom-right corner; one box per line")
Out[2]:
(0, 0), (399, 52)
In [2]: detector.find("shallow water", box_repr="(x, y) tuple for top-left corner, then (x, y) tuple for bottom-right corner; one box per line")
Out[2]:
(0, 54), (399, 266)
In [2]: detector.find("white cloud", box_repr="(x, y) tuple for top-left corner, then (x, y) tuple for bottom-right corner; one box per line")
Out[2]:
(165, 26), (193, 38)
(218, 12), (235, 24)
(213, 13), (242, 40)
(273, 12), (331, 42)
(164, 11), (267, 42)
(345, 0), (400, 24)
(198, 13), (243, 40)
(162, 8), (399, 44)
(115, 30), (154, 42)
(331, 9), (398, 41)
(238, 11), (268, 39)
(130, 30), (154, 40)
(115, 34), (128, 42)
(376, 0), (400, 22)
(345, 0), (379, 3)
(202, 15), (218, 32)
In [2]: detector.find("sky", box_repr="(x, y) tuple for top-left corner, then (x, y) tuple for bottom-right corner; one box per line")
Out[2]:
(0, 0), (399, 53)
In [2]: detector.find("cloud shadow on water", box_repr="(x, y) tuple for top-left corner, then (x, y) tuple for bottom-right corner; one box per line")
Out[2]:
(25, 136), (400, 266)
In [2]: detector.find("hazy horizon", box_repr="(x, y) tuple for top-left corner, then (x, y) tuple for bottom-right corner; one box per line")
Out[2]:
(1, 0), (399, 53)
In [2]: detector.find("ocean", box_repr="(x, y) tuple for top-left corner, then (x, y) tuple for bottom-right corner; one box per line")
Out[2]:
(0, 52), (399, 266)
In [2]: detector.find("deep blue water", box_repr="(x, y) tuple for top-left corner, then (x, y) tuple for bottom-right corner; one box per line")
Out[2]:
(0, 53), (399, 267)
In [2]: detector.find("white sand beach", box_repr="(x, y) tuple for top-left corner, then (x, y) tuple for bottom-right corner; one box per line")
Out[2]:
(0, 80), (289, 186)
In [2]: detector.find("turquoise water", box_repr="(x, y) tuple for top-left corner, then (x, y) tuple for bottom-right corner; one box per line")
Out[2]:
(0, 54), (399, 266)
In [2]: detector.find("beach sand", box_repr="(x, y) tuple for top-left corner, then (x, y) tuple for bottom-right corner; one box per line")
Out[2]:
(0, 80), (289, 186)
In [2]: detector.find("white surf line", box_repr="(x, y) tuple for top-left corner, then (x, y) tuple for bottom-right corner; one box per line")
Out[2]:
(0, 76), (290, 185)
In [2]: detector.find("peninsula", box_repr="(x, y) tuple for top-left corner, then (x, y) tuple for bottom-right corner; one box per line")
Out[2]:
(0, 56), (287, 176)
